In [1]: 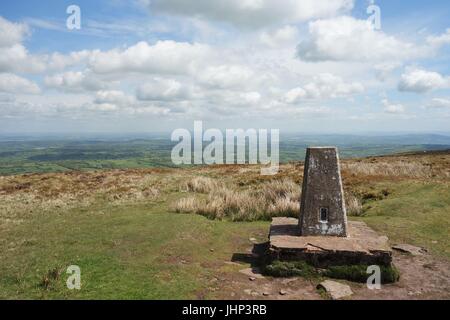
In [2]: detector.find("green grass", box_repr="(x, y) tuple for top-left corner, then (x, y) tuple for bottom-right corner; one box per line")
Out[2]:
(324, 265), (400, 284)
(1, 137), (448, 175)
(0, 198), (267, 299)
(0, 147), (449, 298)
(354, 181), (450, 259)
(263, 260), (317, 278)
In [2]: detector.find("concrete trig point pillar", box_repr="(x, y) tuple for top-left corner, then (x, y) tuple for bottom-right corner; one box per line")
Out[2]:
(299, 147), (348, 237)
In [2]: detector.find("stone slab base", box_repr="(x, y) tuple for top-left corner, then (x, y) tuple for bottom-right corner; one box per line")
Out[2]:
(269, 217), (392, 267)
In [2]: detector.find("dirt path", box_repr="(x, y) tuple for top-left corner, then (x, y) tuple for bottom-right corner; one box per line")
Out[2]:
(212, 246), (450, 300)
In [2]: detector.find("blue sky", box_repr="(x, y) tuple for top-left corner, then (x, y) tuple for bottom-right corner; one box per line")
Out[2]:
(0, 0), (449, 133)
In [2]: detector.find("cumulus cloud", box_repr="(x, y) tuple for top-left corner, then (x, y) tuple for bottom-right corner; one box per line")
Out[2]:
(425, 98), (450, 109)
(88, 40), (211, 75)
(197, 65), (256, 89)
(427, 28), (450, 48)
(44, 71), (106, 92)
(136, 78), (192, 101)
(94, 90), (135, 106)
(47, 51), (91, 71)
(0, 16), (48, 73)
(297, 16), (427, 62)
(259, 25), (299, 47)
(284, 73), (363, 103)
(398, 68), (449, 93)
(0, 16), (29, 48)
(0, 44), (47, 73)
(0, 73), (40, 94)
(145, 0), (354, 29)
(382, 99), (405, 114)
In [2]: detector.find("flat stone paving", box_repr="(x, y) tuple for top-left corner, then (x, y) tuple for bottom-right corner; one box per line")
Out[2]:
(269, 217), (392, 266)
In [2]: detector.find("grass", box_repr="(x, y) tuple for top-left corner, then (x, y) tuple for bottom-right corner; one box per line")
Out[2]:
(0, 150), (449, 298)
(354, 181), (450, 259)
(0, 197), (267, 299)
(263, 261), (317, 278)
(172, 178), (300, 221)
(324, 264), (400, 284)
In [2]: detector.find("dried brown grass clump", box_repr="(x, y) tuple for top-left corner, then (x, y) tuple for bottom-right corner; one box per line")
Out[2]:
(173, 178), (300, 221)
(0, 171), (164, 225)
(342, 161), (433, 178)
(39, 267), (61, 290)
(200, 187), (268, 221)
(183, 176), (221, 194)
(345, 193), (363, 216)
(262, 179), (300, 202)
(172, 197), (199, 214)
(267, 197), (300, 217)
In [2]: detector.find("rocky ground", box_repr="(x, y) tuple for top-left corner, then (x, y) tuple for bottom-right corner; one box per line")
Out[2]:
(210, 243), (450, 300)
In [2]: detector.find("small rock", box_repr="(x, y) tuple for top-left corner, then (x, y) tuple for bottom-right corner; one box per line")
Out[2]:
(244, 289), (252, 295)
(209, 248), (214, 252)
(392, 244), (426, 256)
(249, 277), (256, 281)
(279, 290), (287, 296)
(317, 280), (353, 300)
(262, 292), (270, 296)
(249, 237), (257, 242)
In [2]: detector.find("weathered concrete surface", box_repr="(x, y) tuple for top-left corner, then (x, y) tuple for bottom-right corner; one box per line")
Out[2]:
(299, 147), (348, 237)
(317, 280), (353, 300)
(392, 244), (427, 256)
(269, 217), (392, 267)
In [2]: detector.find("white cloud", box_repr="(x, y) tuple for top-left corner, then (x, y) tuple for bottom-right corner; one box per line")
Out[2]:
(88, 40), (211, 75)
(425, 98), (450, 109)
(0, 16), (29, 48)
(398, 68), (449, 93)
(136, 78), (192, 101)
(259, 25), (299, 47)
(374, 62), (401, 81)
(94, 90), (135, 105)
(297, 16), (427, 62)
(197, 65), (255, 89)
(284, 73), (363, 103)
(382, 99), (405, 114)
(240, 91), (261, 104)
(0, 17), (48, 73)
(0, 73), (40, 94)
(47, 51), (91, 71)
(0, 44), (46, 73)
(427, 28), (450, 48)
(146, 0), (354, 29)
(44, 71), (106, 92)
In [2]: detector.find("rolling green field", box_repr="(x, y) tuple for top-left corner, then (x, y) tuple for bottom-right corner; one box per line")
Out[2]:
(1, 133), (449, 175)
